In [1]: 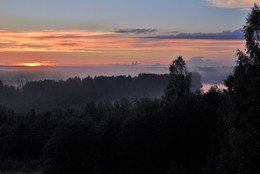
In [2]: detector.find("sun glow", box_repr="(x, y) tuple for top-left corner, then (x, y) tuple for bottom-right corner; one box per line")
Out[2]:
(18, 62), (44, 67)
(0, 30), (245, 66)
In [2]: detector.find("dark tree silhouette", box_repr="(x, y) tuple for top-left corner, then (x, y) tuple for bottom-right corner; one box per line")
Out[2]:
(218, 4), (260, 173)
(243, 4), (260, 64)
(164, 56), (192, 102)
(42, 118), (96, 174)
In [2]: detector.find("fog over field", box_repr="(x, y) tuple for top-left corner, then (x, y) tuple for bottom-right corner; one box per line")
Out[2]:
(0, 65), (232, 90)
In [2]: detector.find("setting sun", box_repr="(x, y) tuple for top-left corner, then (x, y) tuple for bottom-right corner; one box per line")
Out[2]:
(18, 62), (43, 67)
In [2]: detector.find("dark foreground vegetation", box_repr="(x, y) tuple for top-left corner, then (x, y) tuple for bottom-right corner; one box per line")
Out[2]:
(0, 4), (260, 174)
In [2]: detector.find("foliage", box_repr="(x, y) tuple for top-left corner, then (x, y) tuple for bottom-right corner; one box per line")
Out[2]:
(164, 56), (192, 102)
(210, 3), (260, 174)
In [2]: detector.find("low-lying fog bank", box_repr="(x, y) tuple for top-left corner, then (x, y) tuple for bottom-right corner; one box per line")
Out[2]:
(0, 65), (232, 91)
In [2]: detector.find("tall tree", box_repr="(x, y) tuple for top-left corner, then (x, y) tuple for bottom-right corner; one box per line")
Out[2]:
(164, 56), (192, 102)
(243, 4), (260, 64)
(223, 4), (260, 173)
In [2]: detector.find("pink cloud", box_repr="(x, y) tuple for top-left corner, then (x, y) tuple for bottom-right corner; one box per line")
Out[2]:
(205, 0), (256, 9)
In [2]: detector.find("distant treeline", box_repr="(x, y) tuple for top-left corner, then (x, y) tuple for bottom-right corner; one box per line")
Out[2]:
(0, 72), (201, 112)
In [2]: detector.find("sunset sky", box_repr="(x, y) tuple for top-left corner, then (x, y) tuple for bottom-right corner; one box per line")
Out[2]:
(0, 0), (256, 66)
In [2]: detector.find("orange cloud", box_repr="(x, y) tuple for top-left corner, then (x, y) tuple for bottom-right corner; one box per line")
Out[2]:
(0, 30), (246, 66)
(0, 30), (245, 53)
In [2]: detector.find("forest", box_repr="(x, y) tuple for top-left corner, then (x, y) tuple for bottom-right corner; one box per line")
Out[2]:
(0, 4), (259, 174)
(0, 72), (201, 112)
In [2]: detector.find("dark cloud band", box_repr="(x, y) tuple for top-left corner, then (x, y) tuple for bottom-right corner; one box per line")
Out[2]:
(146, 29), (244, 40)
(114, 28), (158, 34)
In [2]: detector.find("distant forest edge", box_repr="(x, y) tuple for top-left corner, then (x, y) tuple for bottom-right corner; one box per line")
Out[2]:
(0, 65), (232, 87)
(0, 72), (202, 112)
